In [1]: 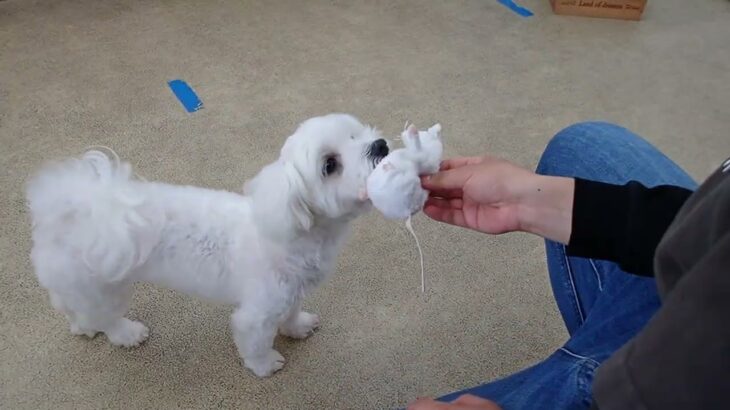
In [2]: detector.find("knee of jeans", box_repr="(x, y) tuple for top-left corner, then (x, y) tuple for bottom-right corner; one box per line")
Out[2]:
(536, 121), (622, 176)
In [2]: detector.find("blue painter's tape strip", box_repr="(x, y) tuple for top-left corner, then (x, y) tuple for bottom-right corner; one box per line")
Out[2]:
(497, 0), (534, 17)
(168, 79), (203, 113)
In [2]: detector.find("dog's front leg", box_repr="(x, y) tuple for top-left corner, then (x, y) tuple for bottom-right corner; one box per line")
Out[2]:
(279, 301), (320, 339)
(231, 306), (286, 378)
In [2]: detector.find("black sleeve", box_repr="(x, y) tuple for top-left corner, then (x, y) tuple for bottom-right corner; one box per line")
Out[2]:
(566, 178), (693, 276)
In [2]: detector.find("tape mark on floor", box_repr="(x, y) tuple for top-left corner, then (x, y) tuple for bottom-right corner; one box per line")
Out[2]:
(497, 0), (534, 17)
(168, 79), (204, 113)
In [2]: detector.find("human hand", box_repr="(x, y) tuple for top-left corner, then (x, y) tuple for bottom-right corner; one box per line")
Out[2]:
(421, 155), (574, 243)
(421, 156), (535, 235)
(407, 394), (503, 410)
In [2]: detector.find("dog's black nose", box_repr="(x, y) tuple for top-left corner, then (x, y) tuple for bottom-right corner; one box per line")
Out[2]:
(370, 139), (389, 157)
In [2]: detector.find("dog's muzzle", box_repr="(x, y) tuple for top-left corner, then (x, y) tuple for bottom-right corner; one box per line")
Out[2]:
(368, 139), (389, 166)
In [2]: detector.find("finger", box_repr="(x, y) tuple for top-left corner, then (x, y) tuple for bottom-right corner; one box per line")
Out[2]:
(427, 187), (463, 200)
(421, 176), (462, 199)
(452, 394), (502, 409)
(423, 203), (468, 228)
(422, 167), (474, 191)
(425, 197), (463, 210)
(406, 398), (454, 410)
(439, 157), (483, 171)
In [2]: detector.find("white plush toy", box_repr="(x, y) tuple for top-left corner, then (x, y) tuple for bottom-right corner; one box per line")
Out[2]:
(366, 122), (443, 220)
(365, 122), (443, 292)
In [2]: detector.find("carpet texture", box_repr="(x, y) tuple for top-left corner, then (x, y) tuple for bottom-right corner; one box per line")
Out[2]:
(1, 0), (729, 408)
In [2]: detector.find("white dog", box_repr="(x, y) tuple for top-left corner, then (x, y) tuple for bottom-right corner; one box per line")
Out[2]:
(26, 113), (389, 377)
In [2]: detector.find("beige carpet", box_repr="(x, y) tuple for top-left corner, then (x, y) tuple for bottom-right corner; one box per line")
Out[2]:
(1, 0), (729, 408)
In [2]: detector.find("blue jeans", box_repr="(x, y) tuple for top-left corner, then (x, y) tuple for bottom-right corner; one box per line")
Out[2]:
(438, 122), (697, 409)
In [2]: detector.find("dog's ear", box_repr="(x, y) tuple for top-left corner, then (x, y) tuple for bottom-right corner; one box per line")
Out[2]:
(245, 159), (313, 239)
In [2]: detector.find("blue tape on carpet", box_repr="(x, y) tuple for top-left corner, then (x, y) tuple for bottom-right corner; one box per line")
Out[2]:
(497, 0), (534, 17)
(167, 79), (204, 113)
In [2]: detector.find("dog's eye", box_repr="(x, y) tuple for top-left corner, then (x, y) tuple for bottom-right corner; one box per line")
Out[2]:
(323, 157), (338, 176)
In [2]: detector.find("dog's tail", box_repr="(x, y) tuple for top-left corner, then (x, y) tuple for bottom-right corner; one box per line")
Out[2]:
(27, 149), (161, 282)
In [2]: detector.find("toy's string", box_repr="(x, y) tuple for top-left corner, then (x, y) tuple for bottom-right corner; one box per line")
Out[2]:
(405, 215), (425, 293)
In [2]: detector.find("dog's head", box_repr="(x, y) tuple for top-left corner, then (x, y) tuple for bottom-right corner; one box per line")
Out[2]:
(245, 113), (388, 239)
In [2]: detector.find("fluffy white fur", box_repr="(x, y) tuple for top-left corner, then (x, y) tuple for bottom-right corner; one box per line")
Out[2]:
(27, 113), (388, 377)
(366, 122), (443, 220)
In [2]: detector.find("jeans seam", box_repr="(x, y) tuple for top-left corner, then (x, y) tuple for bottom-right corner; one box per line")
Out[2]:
(588, 259), (603, 291)
(559, 347), (600, 407)
(561, 245), (585, 325)
(559, 347), (600, 368)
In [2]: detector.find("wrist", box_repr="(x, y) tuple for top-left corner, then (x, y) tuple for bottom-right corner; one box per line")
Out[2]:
(516, 174), (575, 244)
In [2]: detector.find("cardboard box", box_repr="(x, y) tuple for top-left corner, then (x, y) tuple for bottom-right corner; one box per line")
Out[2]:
(550, 0), (647, 20)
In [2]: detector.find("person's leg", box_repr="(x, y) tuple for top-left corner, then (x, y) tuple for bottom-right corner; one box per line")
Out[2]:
(436, 122), (696, 410)
(536, 122), (696, 337)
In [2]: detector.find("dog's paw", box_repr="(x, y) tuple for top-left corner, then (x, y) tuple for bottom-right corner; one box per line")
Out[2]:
(279, 311), (320, 339)
(69, 323), (98, 338)
(244, 349), (286, 377)
(105, 318), (149, 348)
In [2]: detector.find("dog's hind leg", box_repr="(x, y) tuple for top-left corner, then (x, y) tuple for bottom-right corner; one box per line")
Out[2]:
(45, 279), (148, 348)
(49, 290), (97, 338)
(33, 245), (149, 348)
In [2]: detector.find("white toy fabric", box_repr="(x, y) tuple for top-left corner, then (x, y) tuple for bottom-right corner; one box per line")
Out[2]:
(366, 122), (443, 220)
(366, 122), (443, 293)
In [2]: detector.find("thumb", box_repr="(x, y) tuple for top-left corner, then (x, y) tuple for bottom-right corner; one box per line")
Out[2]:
(422, 166), (474, 191)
